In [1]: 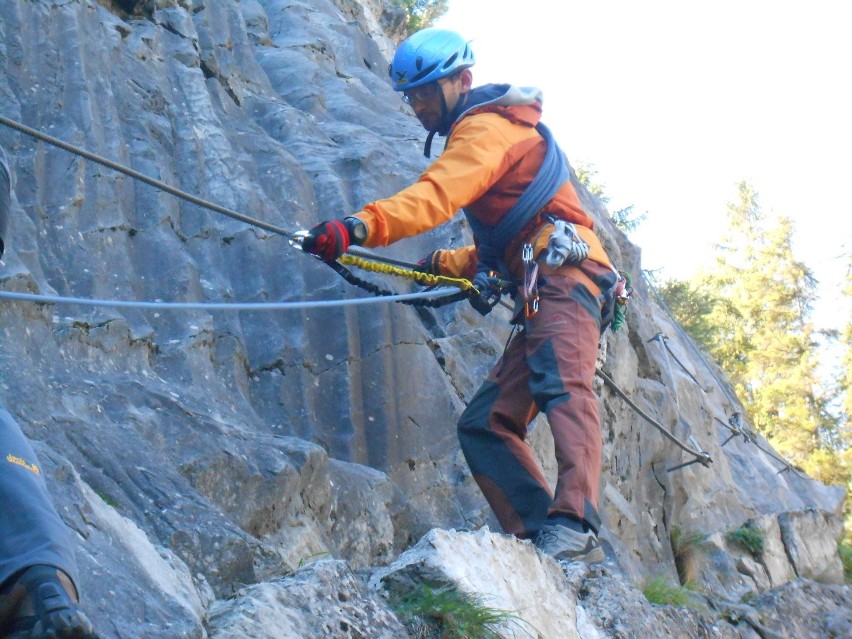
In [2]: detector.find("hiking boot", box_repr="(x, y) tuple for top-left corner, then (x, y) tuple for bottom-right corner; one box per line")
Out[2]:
(0, 565), (100, 639)
(534, 524), (606, 564)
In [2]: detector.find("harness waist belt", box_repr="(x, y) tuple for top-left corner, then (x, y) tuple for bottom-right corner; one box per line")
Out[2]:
(538, 263), (602, 299)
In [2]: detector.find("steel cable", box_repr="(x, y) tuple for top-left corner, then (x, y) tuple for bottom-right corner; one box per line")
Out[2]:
(0, 114), (294, 238)
(641, 271), (800, 475)
(596, 369), (711, 467)
(0, 287), (462, 310)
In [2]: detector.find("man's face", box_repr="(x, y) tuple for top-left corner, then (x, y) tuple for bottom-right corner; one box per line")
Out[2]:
(403, 73), (465, 131)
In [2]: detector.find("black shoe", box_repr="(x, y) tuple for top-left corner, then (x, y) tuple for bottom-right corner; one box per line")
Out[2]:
(1, 565), (99, 639)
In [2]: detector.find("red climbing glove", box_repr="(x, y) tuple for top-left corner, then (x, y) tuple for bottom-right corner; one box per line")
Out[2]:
(301, 220), (351, 262)
(412, 250), (443, 275)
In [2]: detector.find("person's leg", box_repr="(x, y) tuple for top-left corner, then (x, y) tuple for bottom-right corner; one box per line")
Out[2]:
(0, 408), (98, 637)
(0, 408), (79, 589)
(526, 275), (603, 529)
(457, 332), (552, 537)
(526, 275), (605, 562)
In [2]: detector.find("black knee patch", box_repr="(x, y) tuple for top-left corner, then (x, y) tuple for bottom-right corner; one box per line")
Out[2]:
(457, 381), (500, 434)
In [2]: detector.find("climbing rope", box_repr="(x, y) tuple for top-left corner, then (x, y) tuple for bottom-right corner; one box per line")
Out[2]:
(647, 332), (704, 390)
(715, 414), (750, 447)
(333, 246), (519, 310)
(712, 413), (799, 475)
(642, 270), (737, 406)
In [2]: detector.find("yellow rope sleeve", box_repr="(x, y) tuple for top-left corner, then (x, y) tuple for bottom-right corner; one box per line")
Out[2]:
(339, 255), (475, 291)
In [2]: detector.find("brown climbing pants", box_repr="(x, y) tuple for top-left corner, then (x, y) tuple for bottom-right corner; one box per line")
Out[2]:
(457, 271), (604, 537)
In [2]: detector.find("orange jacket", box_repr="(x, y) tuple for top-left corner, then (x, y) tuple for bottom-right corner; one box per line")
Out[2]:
(354, 84), (611, 280)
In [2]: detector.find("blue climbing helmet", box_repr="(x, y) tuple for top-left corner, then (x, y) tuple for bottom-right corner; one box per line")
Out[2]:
(389, 28), (474, 91)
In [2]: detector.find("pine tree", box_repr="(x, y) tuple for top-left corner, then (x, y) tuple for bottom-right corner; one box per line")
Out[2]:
(393, 0), (449, 32)
(841, 255), (852, 431)
(655, 278), (725, 348)
(663, 182), (847, 485)
(835, 255), (852, 493)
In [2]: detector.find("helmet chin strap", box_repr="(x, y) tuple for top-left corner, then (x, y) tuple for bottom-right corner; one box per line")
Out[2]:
(423, 91), (469, 158)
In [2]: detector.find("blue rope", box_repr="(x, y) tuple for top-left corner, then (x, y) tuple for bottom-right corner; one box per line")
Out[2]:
(0, 288), (459, 311)
(463, 122), (568, 275)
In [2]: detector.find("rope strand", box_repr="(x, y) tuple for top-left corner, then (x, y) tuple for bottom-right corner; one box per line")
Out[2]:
(0, 287), (461, 310)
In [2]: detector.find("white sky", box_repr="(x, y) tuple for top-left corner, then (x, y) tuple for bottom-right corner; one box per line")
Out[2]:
(436, 0), (852, 334)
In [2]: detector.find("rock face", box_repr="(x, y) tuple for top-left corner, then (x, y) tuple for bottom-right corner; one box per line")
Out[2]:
(0, 1), (846, 638)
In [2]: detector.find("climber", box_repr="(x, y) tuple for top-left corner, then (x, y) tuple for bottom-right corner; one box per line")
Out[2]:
(0, 147), (100, 638)
(301, 28), (618, 564)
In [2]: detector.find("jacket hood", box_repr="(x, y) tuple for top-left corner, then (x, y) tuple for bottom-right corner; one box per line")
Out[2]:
(455, 84), (543, 124)
(424, 83), (544, 157)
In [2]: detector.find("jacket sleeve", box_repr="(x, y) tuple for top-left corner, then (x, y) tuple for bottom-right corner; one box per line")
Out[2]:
(436, 245), (479, 279)
(354, 113), (521, 248)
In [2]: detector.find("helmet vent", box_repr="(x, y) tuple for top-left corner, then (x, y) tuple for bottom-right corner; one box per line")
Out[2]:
(442, 52), (458, 69)
(411, 63), (439, 83)
(415, 56), (423, 71)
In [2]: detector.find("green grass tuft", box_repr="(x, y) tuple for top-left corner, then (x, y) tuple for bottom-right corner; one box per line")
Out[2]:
(296, 551), (331, 569)
(643, 576), (704, 610)
(389, 583), (534, 639)
(670, 526), (707, 585)
(839, 540), (852, 584)
(726, 523), (765, 556)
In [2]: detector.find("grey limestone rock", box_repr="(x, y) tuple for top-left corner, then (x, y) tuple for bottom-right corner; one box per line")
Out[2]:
(0, 1), (846, 637)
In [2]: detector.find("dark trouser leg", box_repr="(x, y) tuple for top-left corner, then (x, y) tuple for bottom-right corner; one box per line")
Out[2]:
(0, 408), (78, 591)
(457, 332), (551, 537)
(526, 276), (603, 532)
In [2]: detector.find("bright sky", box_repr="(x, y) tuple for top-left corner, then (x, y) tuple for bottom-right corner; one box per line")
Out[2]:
(436, 0), (852, 334)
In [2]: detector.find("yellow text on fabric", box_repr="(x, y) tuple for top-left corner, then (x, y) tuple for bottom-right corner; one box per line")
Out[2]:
(5, 453), (40, 475)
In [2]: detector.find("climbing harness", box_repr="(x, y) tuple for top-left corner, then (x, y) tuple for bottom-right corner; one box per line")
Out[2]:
(464, 121), (568, 282)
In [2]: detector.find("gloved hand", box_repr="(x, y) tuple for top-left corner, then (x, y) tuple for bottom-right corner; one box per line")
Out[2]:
(301, 220), (351, 262)
(469, 271), (503, 316)
(412, 250), (443, 275)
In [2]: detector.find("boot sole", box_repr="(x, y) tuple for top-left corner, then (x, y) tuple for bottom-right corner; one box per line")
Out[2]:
(553, 545), (606, 564)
